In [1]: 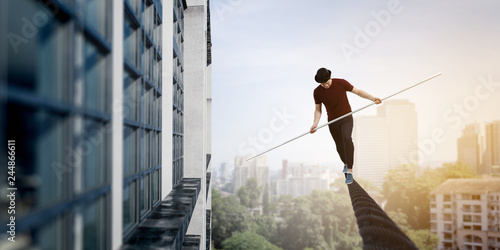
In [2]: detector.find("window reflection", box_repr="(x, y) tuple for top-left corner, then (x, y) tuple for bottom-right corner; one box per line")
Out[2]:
(83, 0), (107, 38)
(83, 196), (107, 250)
(82, 118), (107, 190)
(84, 40), (107, 112)
(123, 181), (136, 231)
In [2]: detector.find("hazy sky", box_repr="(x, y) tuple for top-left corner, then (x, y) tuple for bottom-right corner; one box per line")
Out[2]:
(210, 0), (500, 171)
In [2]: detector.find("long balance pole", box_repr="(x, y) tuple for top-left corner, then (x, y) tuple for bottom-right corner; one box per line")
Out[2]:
(246, 72), (442, 161)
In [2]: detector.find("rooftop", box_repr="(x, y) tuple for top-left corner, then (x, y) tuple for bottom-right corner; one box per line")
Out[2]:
(431, 178), (500, 194)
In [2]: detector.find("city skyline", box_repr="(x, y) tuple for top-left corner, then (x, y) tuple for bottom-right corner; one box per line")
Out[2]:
(211, 0), (500, 171)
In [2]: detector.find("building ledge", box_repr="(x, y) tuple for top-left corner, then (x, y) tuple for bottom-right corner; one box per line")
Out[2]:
(181, 235), (201, 250)
(122, 178), (201, 250)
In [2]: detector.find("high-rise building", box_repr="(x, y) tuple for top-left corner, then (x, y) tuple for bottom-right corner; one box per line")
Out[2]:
(430, 178), (500, 249)
(234, 155), (270, 206)
(0, 0), (212, 249)
(353, 99), (418, 188)
(485, 121), (500, 173)
(458, 121), (500, 174)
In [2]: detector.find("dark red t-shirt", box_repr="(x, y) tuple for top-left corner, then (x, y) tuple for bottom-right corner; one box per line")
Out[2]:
(313, 78), (354, 121)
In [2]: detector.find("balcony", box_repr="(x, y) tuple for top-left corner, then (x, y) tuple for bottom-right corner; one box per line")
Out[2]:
(122, 178), (201, 249)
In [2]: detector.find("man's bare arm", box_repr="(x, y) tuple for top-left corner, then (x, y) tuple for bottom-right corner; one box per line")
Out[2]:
(310, 104), (322, 133)
(351, 87), (382, 104)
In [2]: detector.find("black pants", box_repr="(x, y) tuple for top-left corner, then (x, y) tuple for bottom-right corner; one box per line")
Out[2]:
(328, 115), (354, 169)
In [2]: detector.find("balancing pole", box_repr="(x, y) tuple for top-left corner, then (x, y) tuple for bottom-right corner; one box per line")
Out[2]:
(246, 72), (442, 161)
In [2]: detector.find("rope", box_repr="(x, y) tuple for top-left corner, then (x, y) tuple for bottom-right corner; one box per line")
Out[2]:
(348, 180), (418, 250)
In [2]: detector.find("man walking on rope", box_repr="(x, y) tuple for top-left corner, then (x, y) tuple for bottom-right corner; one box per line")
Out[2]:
(310, 68), (381, 184)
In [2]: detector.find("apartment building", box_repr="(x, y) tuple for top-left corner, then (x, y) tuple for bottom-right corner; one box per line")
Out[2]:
(0, 0), (212, 249)
(430, 178), (500, 250)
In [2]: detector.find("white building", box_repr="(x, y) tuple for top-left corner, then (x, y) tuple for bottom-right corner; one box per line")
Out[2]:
(234, 155), (270, 203)
(353, 99), (418, 189)
(430, 178), (500, 250)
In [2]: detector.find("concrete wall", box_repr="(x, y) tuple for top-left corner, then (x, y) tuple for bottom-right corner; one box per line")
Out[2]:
(183, 1), (209, 249)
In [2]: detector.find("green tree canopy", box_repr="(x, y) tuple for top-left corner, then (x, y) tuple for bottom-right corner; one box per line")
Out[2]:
(212, 189), (252, 249)
(252, 215), (280, 246)
(383, 162), (477, 229)
(406, 229), (439, 250)
(278, 190), (362, 250)
(237, 178), (263, 209)
(222, 232), (282, 250)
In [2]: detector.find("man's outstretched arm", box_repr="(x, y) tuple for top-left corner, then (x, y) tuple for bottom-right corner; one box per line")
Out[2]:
(310, 104), (322, 134)
(351, 87), (382, 104)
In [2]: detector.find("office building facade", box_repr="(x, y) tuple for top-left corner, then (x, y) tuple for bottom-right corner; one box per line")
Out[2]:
(430, 178), (500, 250)
(0, 0), (212, 249)
(353, 99), (418, 189)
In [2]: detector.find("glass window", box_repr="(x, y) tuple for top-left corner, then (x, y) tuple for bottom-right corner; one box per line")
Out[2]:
(123, 126), (137, 176)
(140, 36), (146, 75)
(84, 40), (107, 112)
(123, 181), (136, 230)
(6, 104), (68, 214)
(6, 0), (69, 102)
(123, 71), (139, 121)
(153, 170), (160, 203)
(124, 16), (138, 67)
(82, 119), (107, 190)
(125, 0), (139, 15)
(140, 83), (149, 124)
(140, 129), (149, 169)
(442, 194), (451, 202)
(83, 0), (107, 38)
(140, 175), (150, 216)
(34, 215), (66, 250)
(464, 214), (472, 222)
(83, 196), (107, 250)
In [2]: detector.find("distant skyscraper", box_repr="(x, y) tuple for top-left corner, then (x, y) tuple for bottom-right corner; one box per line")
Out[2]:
(234, 155), (270, 198)
(353, 99), (418, 188)
(457, 121), (500, 174)
(486, 121), (500, 172)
